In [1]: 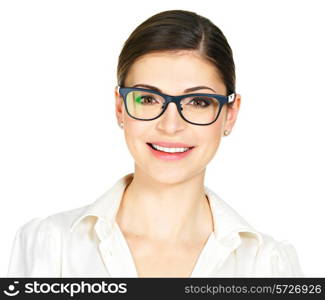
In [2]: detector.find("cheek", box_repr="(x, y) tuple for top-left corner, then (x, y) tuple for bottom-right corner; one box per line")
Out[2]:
(201, 130), (221, 149)
(124, 120), (148, 152)
(198, 119), (223, 145)
(194, 125), (223, 163)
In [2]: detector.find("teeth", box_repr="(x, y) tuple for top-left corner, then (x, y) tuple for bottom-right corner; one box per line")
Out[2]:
(151, 143), (190, 153)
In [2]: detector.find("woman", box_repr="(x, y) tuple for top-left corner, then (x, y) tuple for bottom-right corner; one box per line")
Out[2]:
(7, 9), (303, 277)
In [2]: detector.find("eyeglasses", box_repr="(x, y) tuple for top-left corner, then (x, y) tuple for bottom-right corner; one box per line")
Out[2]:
(117, 86), (236, 126)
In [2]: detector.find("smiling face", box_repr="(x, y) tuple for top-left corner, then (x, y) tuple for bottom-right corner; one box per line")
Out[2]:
(115, 50), (241, 184)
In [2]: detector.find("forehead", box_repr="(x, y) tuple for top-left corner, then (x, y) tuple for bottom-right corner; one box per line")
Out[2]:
(125, 51), (226, 94)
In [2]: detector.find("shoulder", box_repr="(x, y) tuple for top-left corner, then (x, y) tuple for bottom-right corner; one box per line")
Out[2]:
(7, 205), (88, 277)
(206, 188), (304, 277)
(232, 232), (303, 277)
(252, 233), (304, 277)
(16, 204), (87, 237)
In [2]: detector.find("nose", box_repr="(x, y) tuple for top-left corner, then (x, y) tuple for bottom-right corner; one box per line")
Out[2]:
(156, 101), (186, 133)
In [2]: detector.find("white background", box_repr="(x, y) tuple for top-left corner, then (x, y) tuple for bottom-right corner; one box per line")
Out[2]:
(0, 0), (324, 277)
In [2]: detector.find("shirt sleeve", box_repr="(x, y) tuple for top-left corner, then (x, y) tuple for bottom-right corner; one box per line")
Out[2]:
(7, 217), (62, 277)
(271, 240), (304, 277)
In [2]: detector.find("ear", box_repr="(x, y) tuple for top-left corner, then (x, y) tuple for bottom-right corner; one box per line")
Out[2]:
(223, 93), (241, 132)
(115, 86), (124, 125)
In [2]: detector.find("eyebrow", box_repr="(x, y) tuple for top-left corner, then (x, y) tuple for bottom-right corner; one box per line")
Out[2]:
(132, 83), (216, 93)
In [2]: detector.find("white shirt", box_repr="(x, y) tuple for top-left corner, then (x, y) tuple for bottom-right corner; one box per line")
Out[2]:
(7, 173), (304, 277)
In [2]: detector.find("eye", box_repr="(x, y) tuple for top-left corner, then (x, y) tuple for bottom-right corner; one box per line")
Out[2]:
(188, 97), (212, 107)
(142, 96), (156, 104)
(135, 95), (159, 105)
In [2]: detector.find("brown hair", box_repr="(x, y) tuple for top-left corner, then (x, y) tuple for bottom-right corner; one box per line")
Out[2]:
(117, 9), (236, 96)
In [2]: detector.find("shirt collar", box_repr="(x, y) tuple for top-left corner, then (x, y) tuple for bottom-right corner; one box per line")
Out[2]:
(70, 173), (263, 247)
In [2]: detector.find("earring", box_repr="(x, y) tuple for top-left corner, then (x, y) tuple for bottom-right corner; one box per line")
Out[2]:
(224, 129), (231, 136)
(119, 122), (124, 129)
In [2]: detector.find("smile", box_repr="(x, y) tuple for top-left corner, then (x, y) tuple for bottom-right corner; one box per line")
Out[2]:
(149, 143), (191, 153)
(146, 143), (195, 161)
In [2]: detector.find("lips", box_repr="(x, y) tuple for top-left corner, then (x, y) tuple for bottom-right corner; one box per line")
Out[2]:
(146, 141), (195, 148)
(146, 142), (195, 161)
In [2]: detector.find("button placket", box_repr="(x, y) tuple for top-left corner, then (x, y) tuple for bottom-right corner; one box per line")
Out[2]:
(96, 219), (138, 277)
(95, 218), (116, 276)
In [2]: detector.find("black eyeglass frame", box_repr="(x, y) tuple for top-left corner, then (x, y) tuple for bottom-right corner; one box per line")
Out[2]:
(117, 86), (236, 126)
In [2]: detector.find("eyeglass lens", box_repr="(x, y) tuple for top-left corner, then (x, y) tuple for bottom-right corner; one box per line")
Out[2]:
(125, 90), (220, 124)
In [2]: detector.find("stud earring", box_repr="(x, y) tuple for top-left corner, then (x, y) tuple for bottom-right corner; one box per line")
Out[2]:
(119, 122), (124, 129)
(224, 129), (231, 136)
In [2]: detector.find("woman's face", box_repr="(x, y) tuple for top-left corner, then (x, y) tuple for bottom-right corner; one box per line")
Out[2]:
(115, 50), (241, 184)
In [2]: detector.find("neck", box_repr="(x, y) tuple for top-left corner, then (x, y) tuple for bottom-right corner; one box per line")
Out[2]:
(116, 166), (214, 242)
